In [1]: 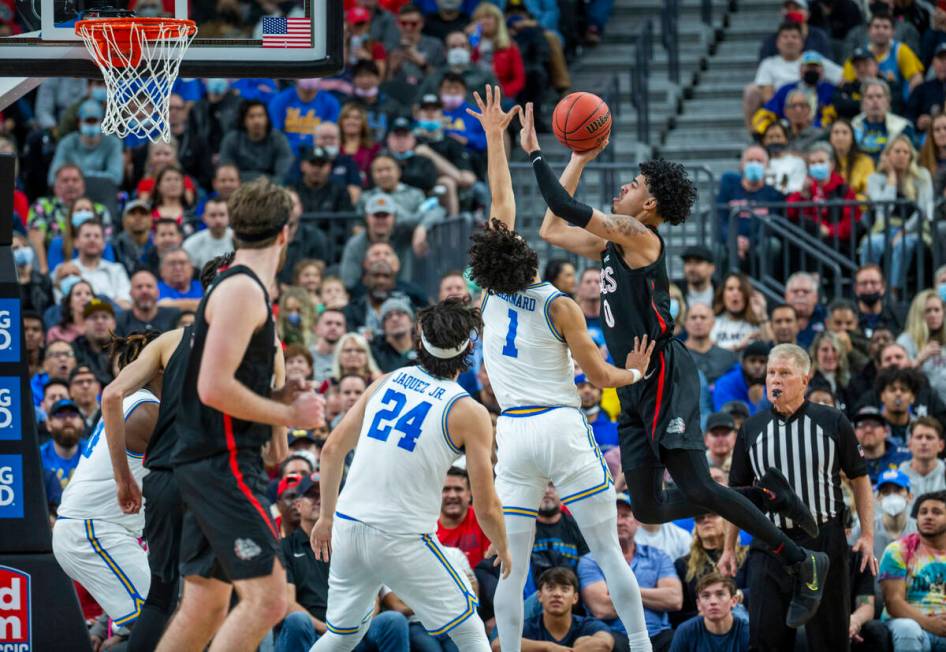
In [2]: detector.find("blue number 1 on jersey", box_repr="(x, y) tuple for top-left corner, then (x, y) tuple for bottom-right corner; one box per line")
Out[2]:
(366, 388), (433, 452)
(502, 308), (519, 358)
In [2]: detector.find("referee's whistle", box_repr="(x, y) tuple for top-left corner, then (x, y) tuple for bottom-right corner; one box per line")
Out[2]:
(772, 389), (783, 398)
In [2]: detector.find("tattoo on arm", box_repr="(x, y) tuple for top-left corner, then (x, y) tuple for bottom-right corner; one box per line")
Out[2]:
(856, 596), (872, 608)
(600, 213), (651, 238)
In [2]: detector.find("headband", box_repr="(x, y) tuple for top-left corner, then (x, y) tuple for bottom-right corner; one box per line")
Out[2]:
(420, 331), (469, 359)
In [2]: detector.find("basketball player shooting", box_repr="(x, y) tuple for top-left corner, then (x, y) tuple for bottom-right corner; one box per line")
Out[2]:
(520, 105), (830, 628)
(463, 86), (654, 652)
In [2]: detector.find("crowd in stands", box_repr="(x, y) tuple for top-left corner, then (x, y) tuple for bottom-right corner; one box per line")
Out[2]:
(15, 0), (946, 650)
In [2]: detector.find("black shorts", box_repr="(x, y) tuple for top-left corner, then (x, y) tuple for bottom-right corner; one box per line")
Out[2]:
(617, 339), (705, 471)
(143, 468), (184, 584)
(174, 451), (283, 582)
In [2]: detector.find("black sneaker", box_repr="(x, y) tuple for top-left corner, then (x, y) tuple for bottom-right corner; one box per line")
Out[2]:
(758, 467), (819, 538)
(786, 548), (830, 628)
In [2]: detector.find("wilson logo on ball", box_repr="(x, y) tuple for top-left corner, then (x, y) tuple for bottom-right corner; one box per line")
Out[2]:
(585, 111), (611, 134)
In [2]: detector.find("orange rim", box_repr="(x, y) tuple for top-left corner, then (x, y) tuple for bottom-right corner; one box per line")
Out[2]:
(75, 17), (197, 46)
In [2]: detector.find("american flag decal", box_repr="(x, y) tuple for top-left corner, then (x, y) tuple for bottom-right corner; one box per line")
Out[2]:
(262, 16), (312, 48)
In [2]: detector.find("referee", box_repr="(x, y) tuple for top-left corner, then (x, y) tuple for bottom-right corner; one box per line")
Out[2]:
(720, 344), (876, 652)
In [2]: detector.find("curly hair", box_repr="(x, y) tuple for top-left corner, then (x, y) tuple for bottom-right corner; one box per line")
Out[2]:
(639, 159), (697, 226)
(467, 219), (538, 294)
(416, 297), (483, 379)
(199, 251), (235, 288)
(875, 366), (926, 397)
(107, 330), (161, 373)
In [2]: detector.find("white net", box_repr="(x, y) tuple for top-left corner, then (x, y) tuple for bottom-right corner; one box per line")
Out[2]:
(75, 19), (197, 143)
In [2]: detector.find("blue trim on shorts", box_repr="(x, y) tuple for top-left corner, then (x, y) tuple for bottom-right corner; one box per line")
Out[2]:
(502, 506), (539, 518)
(559, 411), (614, 506)
(421, 534), (479, 636)
(500, 405), (566, 418)
(326, 611), (373, 635)
(335, 511), (362, 523)
(84, 519), (145, 625)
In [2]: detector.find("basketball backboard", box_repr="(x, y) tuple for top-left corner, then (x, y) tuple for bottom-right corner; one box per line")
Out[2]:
(0, 0), (341, 78)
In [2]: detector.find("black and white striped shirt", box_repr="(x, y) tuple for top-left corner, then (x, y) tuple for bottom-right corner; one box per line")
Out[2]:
(730, 401), (867, 529)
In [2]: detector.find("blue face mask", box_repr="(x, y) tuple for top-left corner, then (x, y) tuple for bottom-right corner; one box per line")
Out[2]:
(809, 162), (831, 181)
(206, 78), (229, 95)
(743, 161), (765, 183)
(939, 283), (946, 303)
(80, 122), (101, 138)
(90, 86), (107, 103)
(13, 247), (33, 268)
(417, 119), (441, 132)
(286, 312), (302, 328)
(391, 150), (414, 160)
(60, 275), (81, 297)
(71, 210), (95, 228)
(669, 298), (681, 320)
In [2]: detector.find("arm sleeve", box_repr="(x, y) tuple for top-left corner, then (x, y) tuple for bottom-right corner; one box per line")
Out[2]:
(728, 423), (757, 488)
(530, 151), (594, 227)
(836, 413), (868, 479)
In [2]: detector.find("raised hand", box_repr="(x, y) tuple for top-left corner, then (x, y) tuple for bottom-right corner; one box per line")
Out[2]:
(465, 84), (521, 134)
(518, 101), (539, 154)
(571, 138), (610, 166)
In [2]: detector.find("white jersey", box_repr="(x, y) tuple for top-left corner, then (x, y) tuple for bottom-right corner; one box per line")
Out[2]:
(482, 282), (580, 411)
(335, 366), (469, 534)
(58, 389), (158, 534)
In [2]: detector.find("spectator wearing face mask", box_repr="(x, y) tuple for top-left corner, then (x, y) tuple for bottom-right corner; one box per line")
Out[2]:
(419, 31), (498, 105)
(438, 72), (486, 153)
(48, 100), (124, 187)
(313, 121), (363, 205)
(752, 50), (841, 138)
(268, 79), (341, 156)
(786, 142), (860, 244)
(760, 121), (809, 194)
(347, 60), (406, 143)
(715, 145), (785, 258)
(384, 116), (440, 196)
(852, 469), (915, 560)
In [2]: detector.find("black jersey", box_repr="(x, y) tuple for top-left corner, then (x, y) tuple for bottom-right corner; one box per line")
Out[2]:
(599, 231), (675, 365)
(172, 265), (276, 464)
(143, 326), (193, 471)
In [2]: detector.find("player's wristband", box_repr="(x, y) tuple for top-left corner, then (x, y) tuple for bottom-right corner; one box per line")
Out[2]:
(530, 150), (594, 228)
(628, 368), (642, 384)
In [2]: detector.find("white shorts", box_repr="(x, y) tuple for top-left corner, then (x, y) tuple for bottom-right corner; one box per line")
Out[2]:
(325, 516), (480, 638)
(52, 518), (150, 626)
(495, 406), (615, 532)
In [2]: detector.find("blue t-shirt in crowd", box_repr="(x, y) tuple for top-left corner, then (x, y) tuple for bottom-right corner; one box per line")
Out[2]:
(172, 78), (206, 102)
(268, 88), (341, 155)
(588, 409), (618, 450)
(715, 171), (784, 241)
(578, 544), (676, 636)
(157, 279), (202, 300)
(46, 236), (117, 271)
(443, 104), (487, 152)
(669, 615), (749, 652)
(865, 443), (912, 484)
(522, 613), (611, 647)
(39, 439), (87, 491)
(231, 78), (279, 105)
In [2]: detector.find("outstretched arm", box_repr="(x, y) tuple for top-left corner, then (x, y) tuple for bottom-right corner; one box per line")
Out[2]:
(539, 150), (609, 260)
(102, 328), (183, 514)
(520, 104), (660, 257)
(551, 296), (654, 388)
(465, 85), (520, 230)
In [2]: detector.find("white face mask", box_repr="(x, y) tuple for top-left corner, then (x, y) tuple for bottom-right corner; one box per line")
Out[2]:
(880, 493), (908, 517)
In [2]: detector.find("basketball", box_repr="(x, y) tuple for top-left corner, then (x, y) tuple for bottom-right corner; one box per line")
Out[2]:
(552, 92), (612, 153)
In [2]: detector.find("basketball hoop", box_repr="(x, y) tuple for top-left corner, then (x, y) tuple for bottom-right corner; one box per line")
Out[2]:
(75, 17), (197, 142)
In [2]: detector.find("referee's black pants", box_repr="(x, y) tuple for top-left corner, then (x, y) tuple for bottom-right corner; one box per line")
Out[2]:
(748, 516), (851, 652)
